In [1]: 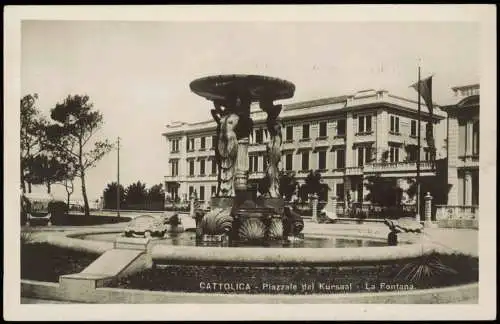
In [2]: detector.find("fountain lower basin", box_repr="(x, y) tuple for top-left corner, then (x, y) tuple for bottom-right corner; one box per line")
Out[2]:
(78, 231), (395, 249)
(22, 225), (478, 301)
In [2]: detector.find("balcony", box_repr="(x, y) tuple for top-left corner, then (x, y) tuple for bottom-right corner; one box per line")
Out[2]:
(169, 150), (181, 158)
(249, 171), (265, 180)
(458, 155), (479, 168)
(356, 131), (374, 136)
(248, 142), (267, 153)
(314, 136), (330, 149)
(282, 140), (296, 151)
(388, 132), (405, 144)
(345, 167), (363, 176)
(297, 138), (312, 150)
(164, 174), (182, 182)
(364, 161), (434, 174)
(353, 131), (375, 144)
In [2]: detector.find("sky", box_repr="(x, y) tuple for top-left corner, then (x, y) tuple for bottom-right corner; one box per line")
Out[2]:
(21, 20), (480, 202)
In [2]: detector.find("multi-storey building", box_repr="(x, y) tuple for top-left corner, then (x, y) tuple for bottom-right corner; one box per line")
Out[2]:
(163, 89), (447, 205)
(437, 84), (479, 225)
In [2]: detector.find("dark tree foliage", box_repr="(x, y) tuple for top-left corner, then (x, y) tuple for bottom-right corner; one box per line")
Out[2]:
(278, 171), (298, 201)
(364, 175), (403, 207)
(147, 184), (165, 206)
(299, 170), (330, 202)
(20, 94), (46, 193)
(103, 182), (126, 209)
(125, 181), (148, 206)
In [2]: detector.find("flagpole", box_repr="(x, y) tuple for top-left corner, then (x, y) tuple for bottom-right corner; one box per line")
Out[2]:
(117, 136), (121, 218)
(416, 63), (421, 223)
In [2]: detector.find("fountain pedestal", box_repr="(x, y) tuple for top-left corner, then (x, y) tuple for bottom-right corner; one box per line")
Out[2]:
(190, 74), (301, 245)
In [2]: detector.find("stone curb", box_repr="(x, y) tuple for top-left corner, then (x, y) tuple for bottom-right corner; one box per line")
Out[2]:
(21, 279), (478, 304)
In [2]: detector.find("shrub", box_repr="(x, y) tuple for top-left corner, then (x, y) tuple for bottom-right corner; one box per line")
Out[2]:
(48, 200), (68, 225)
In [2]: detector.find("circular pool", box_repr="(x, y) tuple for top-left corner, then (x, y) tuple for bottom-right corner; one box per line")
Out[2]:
(23, 225), (479, 300)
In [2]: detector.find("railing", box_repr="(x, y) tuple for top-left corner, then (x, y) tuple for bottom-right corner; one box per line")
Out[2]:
(249, 171), (266, 180)
(458, 155), (479, 167)
(248, 142), (267, 153)
(436, 205), (479, 220)
(297, 139), (312, 149)
(364, 161), (434, 173)
(332, 203), (416, 219)
(282, 141), (296, 151)
(313, 136), (330, 148)
(345, 166), (363, 175)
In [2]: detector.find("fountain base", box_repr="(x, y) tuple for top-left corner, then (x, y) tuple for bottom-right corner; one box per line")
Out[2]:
(198, 191), (304, 246)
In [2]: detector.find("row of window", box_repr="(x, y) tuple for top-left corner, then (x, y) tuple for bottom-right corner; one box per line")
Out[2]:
(188, 185), (217, 202)
(170, 116), (426, 153)
(391, 116), (420, 137)
(285, 120), (347, 141)
(185, 183), (348, 202)
(170, 136), (218, 153)
(171, 145), (433, 177)
(170, 159), (218, 177)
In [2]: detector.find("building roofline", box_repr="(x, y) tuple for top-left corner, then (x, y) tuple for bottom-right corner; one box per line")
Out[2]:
(451, 83), (480, 91)
(163, 89), (445, 136)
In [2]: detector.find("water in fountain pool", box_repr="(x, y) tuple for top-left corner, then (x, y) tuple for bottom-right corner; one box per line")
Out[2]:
(80, 231), (390, 248)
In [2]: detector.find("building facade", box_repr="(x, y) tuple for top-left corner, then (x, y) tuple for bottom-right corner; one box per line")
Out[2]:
(437, 84), (479, 226)
(163, 88), (447, 206)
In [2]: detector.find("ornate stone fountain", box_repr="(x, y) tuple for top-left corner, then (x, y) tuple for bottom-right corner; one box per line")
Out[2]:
(189, 74), (304, 244)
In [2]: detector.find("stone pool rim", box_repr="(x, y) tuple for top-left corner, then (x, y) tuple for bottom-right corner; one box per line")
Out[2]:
(31, 228), (448, 265)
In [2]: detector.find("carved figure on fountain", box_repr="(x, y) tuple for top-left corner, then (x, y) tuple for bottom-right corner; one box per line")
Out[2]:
(218, 113), (239, 197)
(260, 99), (283, 198)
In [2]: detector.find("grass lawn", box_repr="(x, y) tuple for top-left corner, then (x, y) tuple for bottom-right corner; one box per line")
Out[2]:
(21, 242), (100, 282)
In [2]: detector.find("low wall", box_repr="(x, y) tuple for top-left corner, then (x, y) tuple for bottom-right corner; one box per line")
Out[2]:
(151, 241), (436, 265)
(437, 219), (479, 229)
(42, 229), (116, 254)
(21, 279), (478, 304)
(436, 205), (479, 229)
(33, 228), (428, 266)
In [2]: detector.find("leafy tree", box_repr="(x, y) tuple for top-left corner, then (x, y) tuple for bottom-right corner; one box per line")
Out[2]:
(317, 183), (330, 202)
(46, 94), (113, 216)
(278, 170), (298, 201)
(103, 182), (126, 209)
(257, 175), (270, 197)
(125, 181), (148, 207)
(24, 154), (69, 194)
(147, 183), (165, 206)
(20, 94), (47, 193)
(298, 170), (330, 202)
(364, 175), (403, 207)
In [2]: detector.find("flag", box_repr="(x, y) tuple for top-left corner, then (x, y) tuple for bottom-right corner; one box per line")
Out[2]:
(410, 75), (434, 116)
